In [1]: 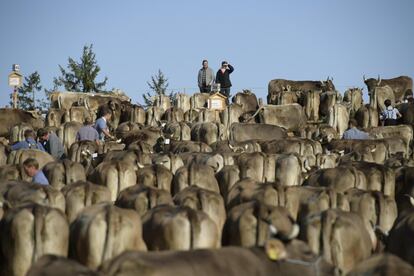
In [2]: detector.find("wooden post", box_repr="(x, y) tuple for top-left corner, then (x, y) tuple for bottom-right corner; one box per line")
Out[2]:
(12, 87), (18, 109)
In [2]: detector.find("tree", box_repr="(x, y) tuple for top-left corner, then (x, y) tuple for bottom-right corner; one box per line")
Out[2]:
(11, 71), (47, 110)
(143, 69), (175, 106)
(54, 44), (108, 92)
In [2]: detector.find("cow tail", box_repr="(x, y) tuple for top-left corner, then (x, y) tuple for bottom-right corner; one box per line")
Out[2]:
(33, 205), (45, 264)
(58, 94), (62, 109)
(190, 95), (195, 110)
(101, 205), (113, 263)
(63, 159), (70, 186)
(117, 162), (122, 200)
(84, 181), (92, 207)
(372, 192), (383, 232)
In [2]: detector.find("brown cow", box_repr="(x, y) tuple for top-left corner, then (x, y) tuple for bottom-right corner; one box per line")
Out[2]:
(116, 184), (173, 216)
(347, 253), (414, 276)
(152, 153), (185, 175)
(69, 203), (147, 269)
(26, 255), (100, 276)
(43, 160), (86, 190)
(223, 201), (299, 247)
(136, 163), (174, 193)
(343, 87), (363, 116)
(254, 104), (307, 131)
(57, 121), (83, 155)
(174, 93), (191, 113)
(0, 108), (44, 138)
(142, 205), (219, 250)
(174, 186), (226, 242)
(387, 198), (414, 266)
(88, 160), (137, 201)
(302, 90), (321, 122)
(364, 75), (413, 103)
(345, 188), (397, 234)
(173, 163), (220, 195)
(162, 121), (191, 141)
(268, 78), (335, 105)
(230, 123), (287, 142)
(191, 122), (226, 145)
(99, 240), (336, 276)
(232, 90), (258, 114)
(2, 181), (65, 213)
(61, 181), (111, 223)
(0, 203), (69, 276)
(300, 209), (374, 273)
(163, 107), (185, 122)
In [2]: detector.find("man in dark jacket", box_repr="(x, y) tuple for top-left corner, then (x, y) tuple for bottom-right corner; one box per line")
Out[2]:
(37, 128), (65, 159)
(216, 61), (234, 97)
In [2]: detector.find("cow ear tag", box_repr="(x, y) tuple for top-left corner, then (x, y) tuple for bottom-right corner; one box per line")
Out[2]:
(264, 239), (286, 261)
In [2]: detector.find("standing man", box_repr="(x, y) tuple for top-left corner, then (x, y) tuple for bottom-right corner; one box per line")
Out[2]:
(95, 108), (115, 141)
(197, 59), (215, 93)
(23, 158), (49, 185)
(216, 61), (234, 97)
(37, 128), (65, 159)
(76, 116), (100, 143)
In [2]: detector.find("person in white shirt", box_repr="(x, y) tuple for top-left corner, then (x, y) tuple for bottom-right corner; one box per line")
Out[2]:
(380, 99), (402, 126)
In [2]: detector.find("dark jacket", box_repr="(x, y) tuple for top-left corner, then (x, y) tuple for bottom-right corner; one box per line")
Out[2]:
(44, 132), (65, 159)
(216, 65), (234, 88)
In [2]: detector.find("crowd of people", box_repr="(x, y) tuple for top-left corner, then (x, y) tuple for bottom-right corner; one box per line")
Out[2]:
(8, 107), (115, 186)
(197, 60), (234, 97)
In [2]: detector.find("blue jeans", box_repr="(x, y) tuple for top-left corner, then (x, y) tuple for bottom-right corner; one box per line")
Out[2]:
(220, 87), (231, 97)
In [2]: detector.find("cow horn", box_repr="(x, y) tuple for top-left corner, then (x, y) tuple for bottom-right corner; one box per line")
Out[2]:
(304, 159), (311, 171)
(228, 142), (236, 151)
(287, 224), (300, 240)
(363, 75), (366, 82)
(408, 195), (414, 206)
(136, 162), (145, 169)
(377, 75), (381, 86)
(269, 224), (278, 236)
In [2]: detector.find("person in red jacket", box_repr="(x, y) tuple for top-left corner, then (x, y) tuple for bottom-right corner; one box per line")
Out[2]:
(216, 61), (234, 97)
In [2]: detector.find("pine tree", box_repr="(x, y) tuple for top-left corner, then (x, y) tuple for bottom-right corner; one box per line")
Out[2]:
(143, 69), (175, 106)
(11, 71), (42, 110)
(54, 44), (108, 92)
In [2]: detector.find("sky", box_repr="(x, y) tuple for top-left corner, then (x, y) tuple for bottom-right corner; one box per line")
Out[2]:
(0, 0), (413, 107)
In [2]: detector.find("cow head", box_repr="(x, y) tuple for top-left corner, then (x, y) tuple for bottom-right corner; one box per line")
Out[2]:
(255, 204), (300, 241)
(363, 75), (382, 93)
(321, 76), (336, 91)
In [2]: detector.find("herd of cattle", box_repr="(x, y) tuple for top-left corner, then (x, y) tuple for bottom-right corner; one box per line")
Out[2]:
(0, 75), (414, 276)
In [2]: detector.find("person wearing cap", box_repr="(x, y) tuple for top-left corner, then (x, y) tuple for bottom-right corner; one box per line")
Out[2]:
(197, 59), (215, 93)
(380, 99), (402, 126)
(76, 116), (100, 143)
(37, 128), (65, 159)
(215, 61), (234, 97)
(342, 119), (370, 140)
(10, 129), (45, 151)
(23, 158), (49, 185)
